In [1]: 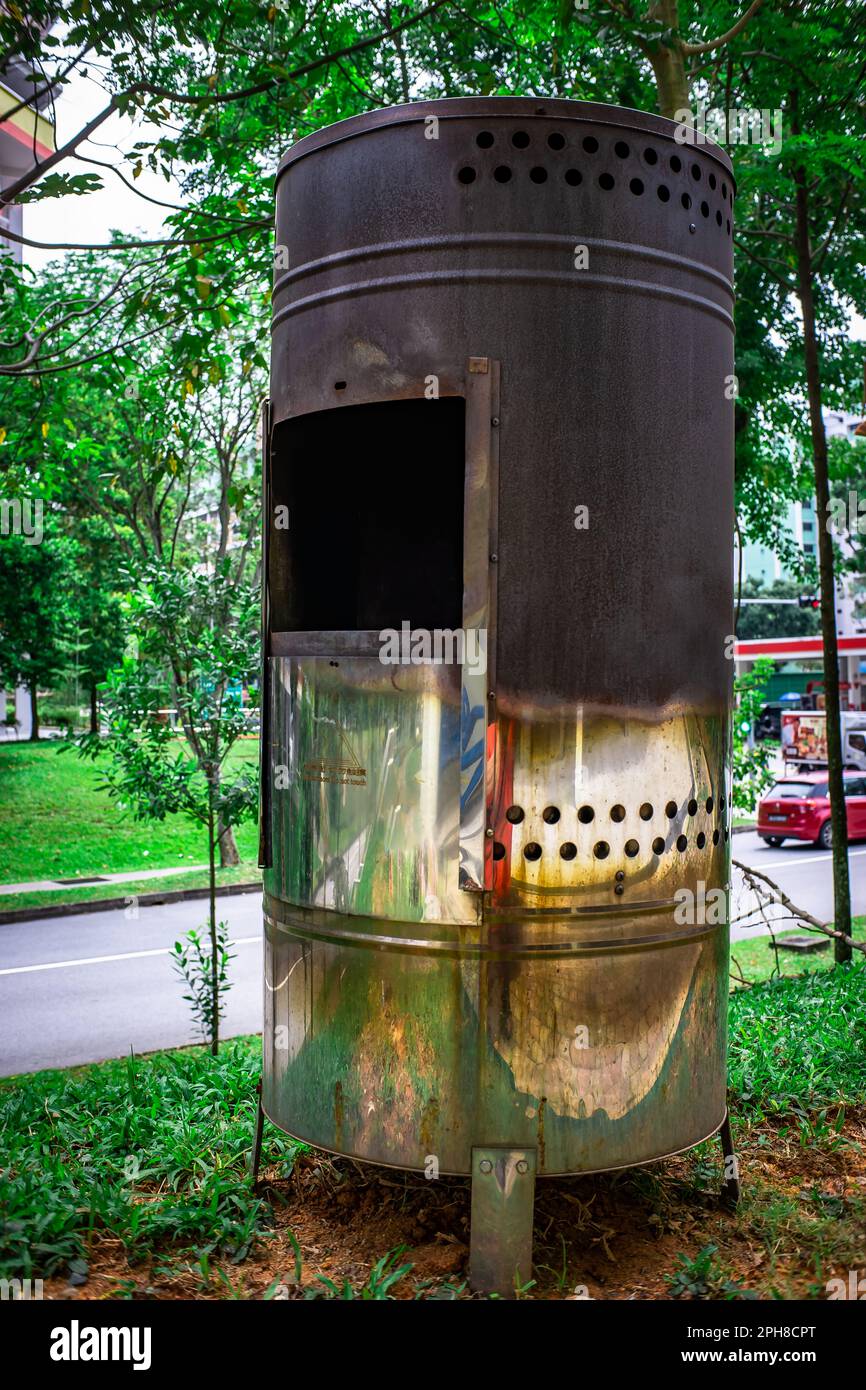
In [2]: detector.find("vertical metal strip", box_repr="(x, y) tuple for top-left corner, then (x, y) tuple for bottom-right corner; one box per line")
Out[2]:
(258, 398), (273, 869)
(459, 359), (499, 892)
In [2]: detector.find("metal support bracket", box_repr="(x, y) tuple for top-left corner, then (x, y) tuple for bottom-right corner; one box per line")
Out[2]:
(718, 1109), (740, 1208)
(469, 1145), (536, 1297)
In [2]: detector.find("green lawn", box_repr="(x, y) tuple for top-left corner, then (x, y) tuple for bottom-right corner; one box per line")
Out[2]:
(728, 926), (849, 986)
(0, 864), (262, 915)
(0, 740), (260, 885)
(1, 961), (864, 1296)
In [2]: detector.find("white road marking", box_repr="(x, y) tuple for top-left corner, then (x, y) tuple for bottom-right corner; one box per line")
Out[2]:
(0, 936), (260, 978)
(746, 847), (866, 871)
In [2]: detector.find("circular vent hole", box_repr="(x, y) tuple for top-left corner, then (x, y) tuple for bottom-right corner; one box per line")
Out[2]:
(681, 192), (692, 210)
(565, 168), (582, 186)
(724, 827), (730, 842)
(665, 801), (678, 819)
(713, 829), (720, 845)
(476, 131), (494, 149)
(524, 842), (542, 861)
(624, 839), (640, 858)
(593, 841), (610, 859)
(720, 794), (726, 810)
(614, 140), (630, 158)
(582, 135), (599, 154)
(542, 806), (560, 824)
(639, 802), (653, 821)
(334, 380), (347, 391)
(716, 210), (722, 226)
(644, 147), (658, 165)
(505, 804), (524, 823)
(578, 805), (595, 824)
(493, 165), (512, 183)
(652, 836), (666, 854)
(687, 798), (698, 816)
(696, 831), (707, 849)
(560, 842), (577, 860)
(458, 166), (477, 184)
(658, 185), (670, 202)
(706, 797), (714, 813)
(709, 172), (717, 189)
(676, 834), (688, 853)
(492, 841), (506, 860)
(512, 130), (530, 148)
(691, 163), (702, 180)
(547, 132), (566, 150)
(610, 804), (626, 822)
(722, 181), (728, 198)
(529, 166), (548, 183)
(599, 172), (615, 190)
(629, 177), (644, 195)
(727, 218), (731, 235)
(700, 200), (710, 217)
(670, 154), (682, 173)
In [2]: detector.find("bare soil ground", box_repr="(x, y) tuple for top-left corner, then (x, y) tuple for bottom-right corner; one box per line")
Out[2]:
(41, 1107), (866, 1301)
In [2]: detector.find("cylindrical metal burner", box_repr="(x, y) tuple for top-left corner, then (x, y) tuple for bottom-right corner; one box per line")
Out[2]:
(261, 98), (734, 1255)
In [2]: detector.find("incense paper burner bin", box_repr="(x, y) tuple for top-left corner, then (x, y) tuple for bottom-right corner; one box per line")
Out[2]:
(260, 97), (735, 1291)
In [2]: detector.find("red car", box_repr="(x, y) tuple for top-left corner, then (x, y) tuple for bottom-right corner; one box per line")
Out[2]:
(757, 772), (866, 849)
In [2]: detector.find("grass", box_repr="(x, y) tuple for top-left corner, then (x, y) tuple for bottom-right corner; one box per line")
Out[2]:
(0, 740), (260, 886)
(729, 928), (841, 986)
(0, 1038), (294, 1284)
(1, 963), (864, 1298)
(728, 960), (866, 1114)
(0, 864), (262, 916)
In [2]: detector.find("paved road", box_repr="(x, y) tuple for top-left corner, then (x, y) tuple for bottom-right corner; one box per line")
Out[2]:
(730, 830), (866, 937)
(2, 839), (864, 1077)
(0, 892), (263, 1077)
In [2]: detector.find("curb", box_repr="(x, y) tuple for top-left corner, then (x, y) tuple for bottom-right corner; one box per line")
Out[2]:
(732, 824), (756, 835)
(0, 880), (263, 926)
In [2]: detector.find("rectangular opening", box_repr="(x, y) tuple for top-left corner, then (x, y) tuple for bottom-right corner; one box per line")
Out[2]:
(269, 397), (465, 633)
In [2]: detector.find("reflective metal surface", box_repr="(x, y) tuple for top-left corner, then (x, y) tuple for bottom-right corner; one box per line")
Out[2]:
(263, 97), (735, 1180)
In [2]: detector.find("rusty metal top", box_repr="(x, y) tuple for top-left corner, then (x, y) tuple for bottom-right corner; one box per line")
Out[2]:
(276, 96), (735, 184)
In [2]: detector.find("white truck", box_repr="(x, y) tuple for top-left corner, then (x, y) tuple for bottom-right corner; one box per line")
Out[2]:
(781, 709), (866, 771)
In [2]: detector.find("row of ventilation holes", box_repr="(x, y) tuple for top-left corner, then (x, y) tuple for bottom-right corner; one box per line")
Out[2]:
(492, 797), (729, 862)
(457, 131), (733, 236)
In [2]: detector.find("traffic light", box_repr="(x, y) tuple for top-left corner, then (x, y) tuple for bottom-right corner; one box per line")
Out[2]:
(798, 594), (820, 609)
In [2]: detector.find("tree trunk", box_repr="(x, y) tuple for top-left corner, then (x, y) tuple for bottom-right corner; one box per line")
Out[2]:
(793, 133), (852, 963)
(208, 802), (219, 1055)
(90, 681), (98, 735)
(646, 1), (689, 119)
(218, 818), (240, 868)
(649, 45), (690, 120)
(28, 681), (39, 741)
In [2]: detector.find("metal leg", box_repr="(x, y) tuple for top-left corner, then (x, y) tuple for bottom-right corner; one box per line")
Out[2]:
(719, 1110), (740, 1208)
(469, 1146), (536, 1298)
(250, 1080), (265, 1188)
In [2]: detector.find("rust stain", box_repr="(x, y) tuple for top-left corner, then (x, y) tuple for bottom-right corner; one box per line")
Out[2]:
(420, 1095), (440, 1154)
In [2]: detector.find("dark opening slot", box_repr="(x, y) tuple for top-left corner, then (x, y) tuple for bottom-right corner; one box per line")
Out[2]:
(269, 397), (466, 632)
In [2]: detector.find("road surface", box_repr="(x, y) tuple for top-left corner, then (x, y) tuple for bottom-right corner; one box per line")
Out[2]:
(730, 830), (866, 934)
(1, 837), (863, 1077)
(0, 891), (263, 1077)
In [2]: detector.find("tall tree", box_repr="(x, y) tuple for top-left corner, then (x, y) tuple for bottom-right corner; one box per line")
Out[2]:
(0, 526), (78, 738)
(725, 1), (866, 958)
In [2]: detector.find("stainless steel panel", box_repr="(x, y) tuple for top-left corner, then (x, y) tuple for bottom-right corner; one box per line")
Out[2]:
(267, 654), (477, 925)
